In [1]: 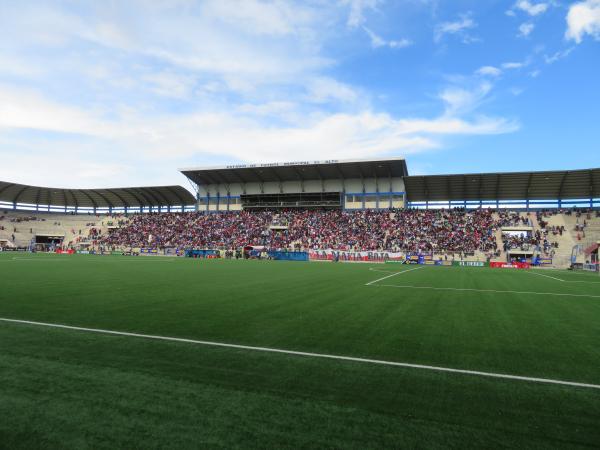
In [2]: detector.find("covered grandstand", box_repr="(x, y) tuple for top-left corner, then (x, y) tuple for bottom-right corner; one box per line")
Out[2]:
(180, 159), (600, 211)
(404, 168), (600, 209)
(180, 158), (409, 210)
(0, 181), (196, 213)
(2, 160), (600, 268)
(2, 161), (599, 213)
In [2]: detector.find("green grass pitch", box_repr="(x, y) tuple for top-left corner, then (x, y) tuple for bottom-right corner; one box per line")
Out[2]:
(1, 252), (600, 449)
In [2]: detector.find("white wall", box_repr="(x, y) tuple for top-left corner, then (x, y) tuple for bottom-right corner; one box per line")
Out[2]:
(196, 176), (406, 210)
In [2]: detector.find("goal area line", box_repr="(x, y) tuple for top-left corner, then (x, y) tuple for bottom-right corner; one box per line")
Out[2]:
(365, 267), (600, 296)
(1, 317), (599, 391)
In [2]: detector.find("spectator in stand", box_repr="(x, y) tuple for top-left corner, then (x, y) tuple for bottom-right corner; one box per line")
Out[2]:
(98, 208), (500, 254)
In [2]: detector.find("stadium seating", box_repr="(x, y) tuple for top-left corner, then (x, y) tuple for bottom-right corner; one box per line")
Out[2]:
(562, 210), (600, 249)
(3, 207), (598, 267)
(0, 210), (125, 249)
(96, 209), (499, 258)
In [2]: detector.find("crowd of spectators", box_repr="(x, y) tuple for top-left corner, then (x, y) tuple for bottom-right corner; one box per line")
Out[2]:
(97, 208), (500, 254)
(5, 206), (598, 257)
(496, 211), (532, 227)
(501, 230), (557, 255)
(498, 210), (561, 255)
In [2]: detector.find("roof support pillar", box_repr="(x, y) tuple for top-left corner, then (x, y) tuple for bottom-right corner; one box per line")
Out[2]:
(558, 171), (568, 200)
(333, 164), (346, 194)
(374, 175), (379, 209)
(590, 170), (594, 206)
(495, 174), (500, 204)
(360, 175), (366, 209)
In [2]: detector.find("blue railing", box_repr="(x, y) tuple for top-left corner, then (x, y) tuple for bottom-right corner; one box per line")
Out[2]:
(407, 198), (600, 210)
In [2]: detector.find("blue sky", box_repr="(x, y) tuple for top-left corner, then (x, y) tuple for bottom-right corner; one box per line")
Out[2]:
(0, 0), (599, 188)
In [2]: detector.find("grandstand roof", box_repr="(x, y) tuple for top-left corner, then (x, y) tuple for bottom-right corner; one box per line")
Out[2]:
(404, 168), (600, 202)
(0, 181), (195, 209)
(180, 158), (409, 185)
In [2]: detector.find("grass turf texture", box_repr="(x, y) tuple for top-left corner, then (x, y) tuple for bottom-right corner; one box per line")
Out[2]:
(1, 253), (599, 448)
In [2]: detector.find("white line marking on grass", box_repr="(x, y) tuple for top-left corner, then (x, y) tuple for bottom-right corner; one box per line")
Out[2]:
(527, 272), (600, 284)
(3, 256), (177, 262)
(366, 266), (423, 286)
(90, 258), (177, 262)
(9, 257), (70, 261)
(372, 284), (600, 299)
(1, 316), (599, 391)
(368, 268), (401, 274)
(527, 271), (565, 282)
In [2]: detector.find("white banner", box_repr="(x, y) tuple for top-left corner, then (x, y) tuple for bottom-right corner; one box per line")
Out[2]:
(308, 249), (404, 262)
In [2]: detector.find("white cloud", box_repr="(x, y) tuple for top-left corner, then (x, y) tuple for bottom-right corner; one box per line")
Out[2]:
(201, 0), (308, 36)
(342, 0), (381, 28)
(0, 85), (110, 136)
(305, 77), (360, 104)
(476, 66), (502, 77)
(439, 82), (493, 115)
(236, 101), (297, 117)
(566, 0), (600, 43)
(509, 87), (525, 96)
(514, 1), (549, 16)
(475, 61), (528, 78)
(518, 22), (535, 37)
(0, 83), (518, 187)
(388, 39), (412, 48)
(434, 12), (478, 43)
(544, 47), (575, 63)
(502, 61), (525, 69)
(142, 71), (196, 98)
(0, 53), (42, 78)
(0, 1), (521, 188)
(0, 148), (132, 188)
(362, 27), (412, 49)
(1, 1), (333, 92)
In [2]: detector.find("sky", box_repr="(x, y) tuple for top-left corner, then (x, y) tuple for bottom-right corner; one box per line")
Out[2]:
(0, 0), (599, 189)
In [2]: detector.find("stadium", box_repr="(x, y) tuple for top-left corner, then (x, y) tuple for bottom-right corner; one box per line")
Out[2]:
(2, 158), (599, 268)
(1, 158), (600, 448)
(3, 1), (600, 448)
